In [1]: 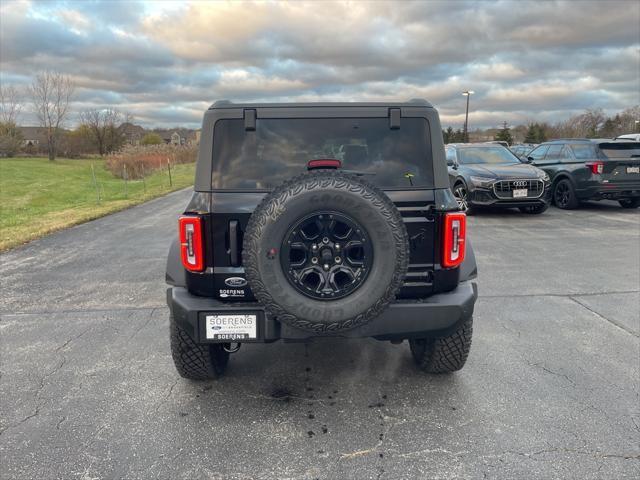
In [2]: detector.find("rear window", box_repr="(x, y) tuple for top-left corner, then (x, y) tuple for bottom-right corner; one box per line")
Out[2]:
(598, 142), (640, 159)
(211, 117), (433, 190)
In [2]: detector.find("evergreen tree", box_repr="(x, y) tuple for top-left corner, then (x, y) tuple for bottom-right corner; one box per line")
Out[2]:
(599, 118), (617, 138)
(494, 122), (513, 145)
(523, 123), (547, 144)
(535, 123), (547, 143)
(443, 126), (454, 144)
(523, 124), (537, 144)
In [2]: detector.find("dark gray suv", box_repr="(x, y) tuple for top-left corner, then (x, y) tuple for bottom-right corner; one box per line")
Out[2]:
(445, 143), (551, 214)
(525, 139), (640, 209)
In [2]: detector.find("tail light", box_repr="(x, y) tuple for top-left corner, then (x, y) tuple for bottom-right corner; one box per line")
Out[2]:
(179, 215), (204, 272)
(586, 161), (604, 174)
(442, 212), (466, 268)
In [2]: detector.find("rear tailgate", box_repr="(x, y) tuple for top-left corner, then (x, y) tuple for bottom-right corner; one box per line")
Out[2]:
(210, 191), (438, 302)
(598, 142), (640, 185)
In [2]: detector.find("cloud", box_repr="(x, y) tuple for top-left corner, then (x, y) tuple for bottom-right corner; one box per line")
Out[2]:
(1, 0), (638, 128)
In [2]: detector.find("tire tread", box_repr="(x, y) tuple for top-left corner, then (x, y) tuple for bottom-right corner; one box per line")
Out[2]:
(410, 317), (473, 373)
(170, 316), (229, 380)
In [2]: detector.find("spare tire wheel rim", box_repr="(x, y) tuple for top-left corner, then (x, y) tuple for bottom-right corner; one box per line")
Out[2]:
(280, 211), (373, 300)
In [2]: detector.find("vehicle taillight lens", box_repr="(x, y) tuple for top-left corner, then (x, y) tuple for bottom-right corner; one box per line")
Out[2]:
(442, 212), (466, 269)
(179, 215), (204, 272)
(586, 161), (604, 174)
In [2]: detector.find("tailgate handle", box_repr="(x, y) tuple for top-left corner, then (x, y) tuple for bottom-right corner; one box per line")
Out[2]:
(229, 220), (240, 267)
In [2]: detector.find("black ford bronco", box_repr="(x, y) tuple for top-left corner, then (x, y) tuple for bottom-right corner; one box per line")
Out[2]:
(166, 100), (478, 379)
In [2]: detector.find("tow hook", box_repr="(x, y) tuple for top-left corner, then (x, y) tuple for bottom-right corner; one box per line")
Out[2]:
(223, 343), (241, 353)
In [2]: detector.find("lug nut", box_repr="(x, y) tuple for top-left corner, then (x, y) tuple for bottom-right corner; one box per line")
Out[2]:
(311, 257), (318, 264)
(335, 243), (340, 250)
(335, 257), (341, 263)
(323, 263), (330, 271)
(322, 237), (329, 244)
(311, 244), (318, 251)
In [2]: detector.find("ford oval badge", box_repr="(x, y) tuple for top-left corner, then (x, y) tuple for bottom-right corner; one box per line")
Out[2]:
(225, 277), (248, 287)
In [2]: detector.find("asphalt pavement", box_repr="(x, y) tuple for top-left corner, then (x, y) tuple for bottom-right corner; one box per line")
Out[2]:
(1, 189), (638, 479)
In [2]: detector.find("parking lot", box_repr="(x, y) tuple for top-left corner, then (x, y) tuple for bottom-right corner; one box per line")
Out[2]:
(1, 188), (638, 479)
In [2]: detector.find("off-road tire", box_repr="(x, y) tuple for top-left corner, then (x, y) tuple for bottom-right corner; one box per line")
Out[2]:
(170, 315), (229, 380)
(519, 203), (549, 214)
(619, 198), (640, 209)
(243, 170), (409, 333)
(409, 317), (473, 373)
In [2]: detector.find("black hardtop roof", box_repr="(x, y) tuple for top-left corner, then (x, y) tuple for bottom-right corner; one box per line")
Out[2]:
(208, 99), (433, 109)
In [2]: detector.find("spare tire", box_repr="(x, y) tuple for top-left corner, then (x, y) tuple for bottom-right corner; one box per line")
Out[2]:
(243, 170), (409, 333)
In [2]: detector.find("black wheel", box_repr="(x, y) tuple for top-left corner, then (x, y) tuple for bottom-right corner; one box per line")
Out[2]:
(519, 203), (549, 214)
(453, 182), (473, 213)
(279, 212), (374, 301)
(619, 198), (640, 209)
(409, 317), (473, 373)
(553, 179), (579, 209)
(170, 315), (229, 380)
(243, 171), (409, 333)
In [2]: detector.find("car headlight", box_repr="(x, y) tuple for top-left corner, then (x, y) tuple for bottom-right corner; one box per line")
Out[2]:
(537, 170), (550, 181)
(469, 176), (495, 187)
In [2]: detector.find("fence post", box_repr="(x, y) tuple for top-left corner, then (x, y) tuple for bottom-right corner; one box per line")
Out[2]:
(91, 163), (101, 204)
(167, 158), (173, 187)
(141, 163), (146, 195)
(123, 164), (128, 198)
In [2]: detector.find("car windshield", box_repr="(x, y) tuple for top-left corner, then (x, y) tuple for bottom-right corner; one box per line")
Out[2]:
(211, 117), (433, 189)
(457, 146), (520, 165)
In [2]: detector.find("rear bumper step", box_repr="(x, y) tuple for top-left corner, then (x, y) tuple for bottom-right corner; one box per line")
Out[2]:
(167, 281), (478, 342)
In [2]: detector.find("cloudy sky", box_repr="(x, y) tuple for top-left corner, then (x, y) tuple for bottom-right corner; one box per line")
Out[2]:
(1, 0), (639, 129)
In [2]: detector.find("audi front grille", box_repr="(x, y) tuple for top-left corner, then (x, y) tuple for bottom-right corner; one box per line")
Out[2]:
(493, 179), (544, 199)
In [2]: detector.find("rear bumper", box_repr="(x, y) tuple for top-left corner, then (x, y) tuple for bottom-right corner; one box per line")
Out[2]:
(576, 182), (640, 200)
(167, 281), (478, 342)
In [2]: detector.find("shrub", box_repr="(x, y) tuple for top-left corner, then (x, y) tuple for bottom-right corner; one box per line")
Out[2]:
(106, 144), (197, 179)
(58, 126), (96, 158)
(0, 122), (23, 157)
(141, 133), (163, 145)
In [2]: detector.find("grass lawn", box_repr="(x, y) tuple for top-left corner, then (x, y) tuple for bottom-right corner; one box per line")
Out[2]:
(0, 157), (195, 251)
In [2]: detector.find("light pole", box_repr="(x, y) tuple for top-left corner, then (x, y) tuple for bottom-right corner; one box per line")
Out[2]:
(462, 90), (474, 143)
(635, 120), (639, 132)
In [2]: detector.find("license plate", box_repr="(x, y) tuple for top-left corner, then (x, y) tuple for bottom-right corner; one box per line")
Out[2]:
(205, 314), (257, 340)
(513, 189), (528, 198)
(627, 166), (640, 174)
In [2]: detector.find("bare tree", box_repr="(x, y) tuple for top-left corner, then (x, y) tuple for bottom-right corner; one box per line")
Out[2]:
(0, 84), (22, 124)
(619, 105), (640, 133)
(0, 85), (24, 157)
(80, 108), (125, 156)
(29, 71), (75, 161)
